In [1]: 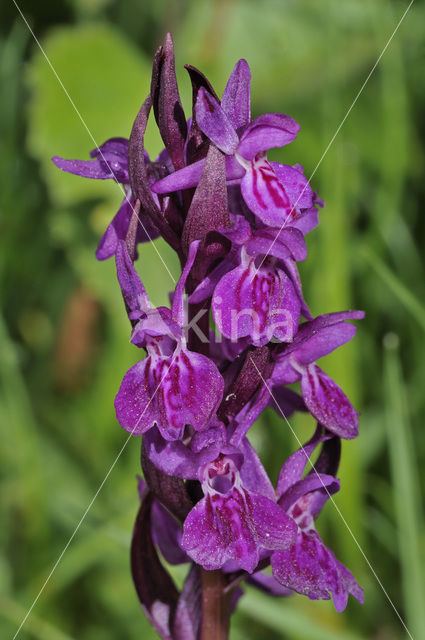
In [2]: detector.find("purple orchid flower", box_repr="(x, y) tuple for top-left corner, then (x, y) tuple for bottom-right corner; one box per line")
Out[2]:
(271, 311), (365, 438)
(152, 60), (319, 231)
(211, 247), (301, 346)
(181, 440), (297, 573)
(52, 137), (161, 259)
(114, 240), (224, 440)
(271, 427), (364, 611)
(187, 216), (308, 346)
(142, 413), (297, 575)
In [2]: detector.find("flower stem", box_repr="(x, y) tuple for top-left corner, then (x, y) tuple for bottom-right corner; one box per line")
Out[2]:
(200, 569), (230, 640)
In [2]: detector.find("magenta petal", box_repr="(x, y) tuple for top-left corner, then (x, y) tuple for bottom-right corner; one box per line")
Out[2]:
(238, 113), (300, 160)
(182, 490), (295, 573)
(90, 136), (128, 158)
(249, 494), (297, 550)
(152, 159), (205, 193)
(270, 162), (313, 209)
(291, 207), (319, 235)
(221, 59), (251, 131)
(225, 155), (246, 181)
(96, 199), (131, 261)
(278, 473), (340, 513)
(271, 358), (300, 385)
(229, 386), (271, 445)
(271, 531), (364, 610)
(182, 496), (232, 570)
(241, 157), (296, 227)
(195, 88), (239, 155)
(246, 227), (307, 263)
(52, 156), (109, 180)
(290, 310), (365, 353)
(90, 137), (129, 182)
(188, 258), (234, 304)
(276, 425), (324, 496)
(212, 262), (300, 345)
(295, 323), (358, 365)
(143, 427), (218, 479)
(115, 240), (151, 315)
(239, 437), (276, 500)
(280, 257), (312, 320)
(152, 156), (244, 194)
(115, 358), (165, 437)
(115, 349), (224, 441)
(301, 365), (359, 439)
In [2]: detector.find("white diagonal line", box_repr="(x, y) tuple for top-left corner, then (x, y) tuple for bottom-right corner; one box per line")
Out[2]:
(11, 350), (178, 640)
(12, 0), (176, 285)
(250, 358), (414, 640)
(253, 0), (414, 277)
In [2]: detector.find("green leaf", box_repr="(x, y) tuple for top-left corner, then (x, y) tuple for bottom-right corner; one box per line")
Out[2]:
(383, 334), (425, 638)
(363, 247), (425, 334)
(238, 588), (364, 640)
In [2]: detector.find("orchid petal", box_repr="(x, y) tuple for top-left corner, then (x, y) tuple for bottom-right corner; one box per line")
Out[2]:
(246, 227), (307, 263)
(294, 323), (358, 365)
(276, 425), (324, 496)
(152, 159), (205, 194)
(90, 136), (129, 182)
(271, 531), (364, 611)
(249, 494), (297, 551)
(239, 437), (276, 500)
(96, 199), (132, 261)
(301, 365), (359, 439)
(290, 207), (319, 234)
(288, 310), (365, 354)
(182, 489), (295, 573)
(278, 473), (339, 513)
(280, 257), (312, 320)
(143, 426), (223, 480)
(241, 157), (296, 227)
(114, 349), (224, 440)
(270, 162), (313, 210)
(115, 240), (151, 317)
(195, 87), (239, 155)
(221, 59), (251, 130)
(238, 113), (300, 160)
(212, 261), (300, 345)
(90, 136), (128, 159)
(188, 258), (234, 305)
(52, 155), (111, 180)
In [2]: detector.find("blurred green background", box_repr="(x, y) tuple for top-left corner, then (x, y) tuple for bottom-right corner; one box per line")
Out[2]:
(1, 0), (424, 638)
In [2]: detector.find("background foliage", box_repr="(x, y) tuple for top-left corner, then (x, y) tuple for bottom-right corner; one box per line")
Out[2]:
(1, 1), (424, 638)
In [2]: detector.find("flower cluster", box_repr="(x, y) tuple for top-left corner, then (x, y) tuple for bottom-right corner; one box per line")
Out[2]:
(53, 34), (364, 639)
